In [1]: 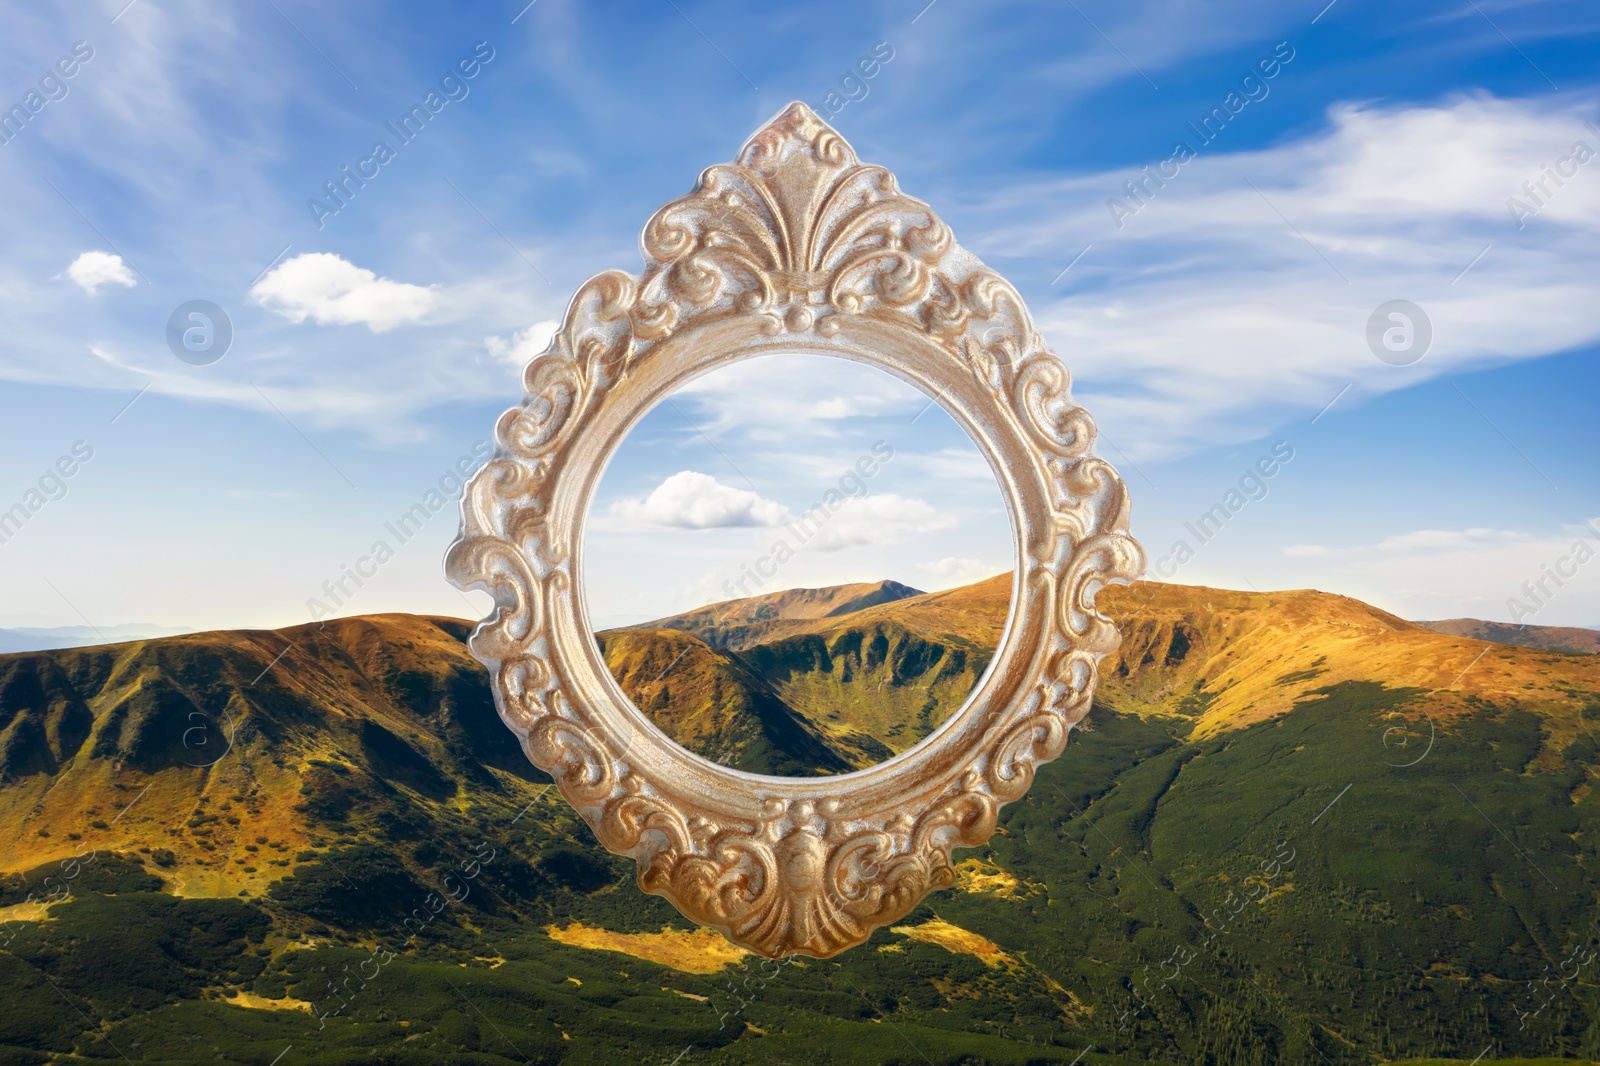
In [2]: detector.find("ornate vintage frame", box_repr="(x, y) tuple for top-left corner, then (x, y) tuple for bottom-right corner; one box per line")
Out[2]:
(446, 103), (1143, 959)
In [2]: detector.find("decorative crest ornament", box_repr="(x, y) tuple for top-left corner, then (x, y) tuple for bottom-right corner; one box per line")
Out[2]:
(446, 102), (1143, 958)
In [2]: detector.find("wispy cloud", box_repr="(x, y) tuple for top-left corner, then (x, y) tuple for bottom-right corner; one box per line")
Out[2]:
(969, 94), (1600, 460)
(485, 320), (558, 367)
(918, 556), (1003, 587)
(1377, 527), (1529, 552)
(806, 494), (956, 551)
(1284, 519), (1600, 624)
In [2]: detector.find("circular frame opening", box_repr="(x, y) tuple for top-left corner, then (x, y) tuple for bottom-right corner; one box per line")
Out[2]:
(575, 346), (1024, 783)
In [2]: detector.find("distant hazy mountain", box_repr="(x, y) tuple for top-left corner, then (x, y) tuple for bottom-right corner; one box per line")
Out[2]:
(0, 623), (192, 654)
(1416, 616), (1600, 655)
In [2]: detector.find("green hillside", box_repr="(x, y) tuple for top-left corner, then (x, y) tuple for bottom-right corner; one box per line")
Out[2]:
(592, 626), (885, 775)
(0, 581), (1596, 1063)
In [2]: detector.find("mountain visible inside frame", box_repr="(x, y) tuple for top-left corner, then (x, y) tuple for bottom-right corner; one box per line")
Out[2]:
(599, 575), (1009, 774)
(1, 578), (1599, 1061)
(623, 578), (927, 650)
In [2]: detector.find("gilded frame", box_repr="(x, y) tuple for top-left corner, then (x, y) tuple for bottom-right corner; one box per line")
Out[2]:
(445, 103), (1143, 958)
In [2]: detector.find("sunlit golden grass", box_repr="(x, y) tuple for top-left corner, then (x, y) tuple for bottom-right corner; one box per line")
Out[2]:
(889, 916), (1012, 967)
(223, 991), (313, 1013)
(544, 921), (749, 974)
(952, 857), (1025, 899)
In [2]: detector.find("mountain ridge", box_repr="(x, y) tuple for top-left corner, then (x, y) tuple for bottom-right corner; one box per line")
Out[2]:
(623, 577), (926, 651)
(1, 580), (1599, 1061)
(1416, 615), (1600, 655)
(0, 613), (548, 895)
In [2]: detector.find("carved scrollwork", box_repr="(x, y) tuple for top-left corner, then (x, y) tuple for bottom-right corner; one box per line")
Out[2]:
(446, 102), (1143, 958)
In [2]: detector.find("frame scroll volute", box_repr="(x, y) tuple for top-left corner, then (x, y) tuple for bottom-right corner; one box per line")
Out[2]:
(446, 102), (1143, 959)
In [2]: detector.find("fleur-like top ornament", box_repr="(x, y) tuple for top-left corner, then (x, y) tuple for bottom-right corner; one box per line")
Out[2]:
(446, 102), (1143, 958)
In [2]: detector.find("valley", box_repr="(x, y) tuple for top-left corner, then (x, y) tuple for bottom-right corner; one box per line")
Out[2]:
(0, 578), (1596, 1063)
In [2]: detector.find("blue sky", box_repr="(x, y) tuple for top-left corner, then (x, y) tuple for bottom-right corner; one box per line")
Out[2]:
(1, 0), (1597, 635)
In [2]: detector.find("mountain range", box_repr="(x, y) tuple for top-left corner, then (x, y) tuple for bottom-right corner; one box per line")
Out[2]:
(1416, 617), (1600, 656)
(0, 577), (1597, 1064)
(600, 576), (1001, 775)
(0, 624), (191, 655)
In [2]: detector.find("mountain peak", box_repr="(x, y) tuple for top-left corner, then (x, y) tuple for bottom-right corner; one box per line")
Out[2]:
(626, 578), (925, 650)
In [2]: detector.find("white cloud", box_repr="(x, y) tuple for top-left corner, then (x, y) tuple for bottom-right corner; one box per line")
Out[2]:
(811, 397), (861, 419)
(807, 493), (957, 551)
(63, 251), (137, 294)
(249, 252), (436, 333)
(1282, 544), (1332, 557)
(967, 94), (1600, 460)
(485, 320), (560, 366)
(612, 471), (788, 529)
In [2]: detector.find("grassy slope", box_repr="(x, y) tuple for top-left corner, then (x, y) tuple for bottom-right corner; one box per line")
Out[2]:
(1, 583), (1599, 1063)
(0, 614), (549, 894)
(593, 627), (874, 776)
(732, 574), (1013, 755)
(597, 577), (1009, 769)
(1097, 582), (1600, 746)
